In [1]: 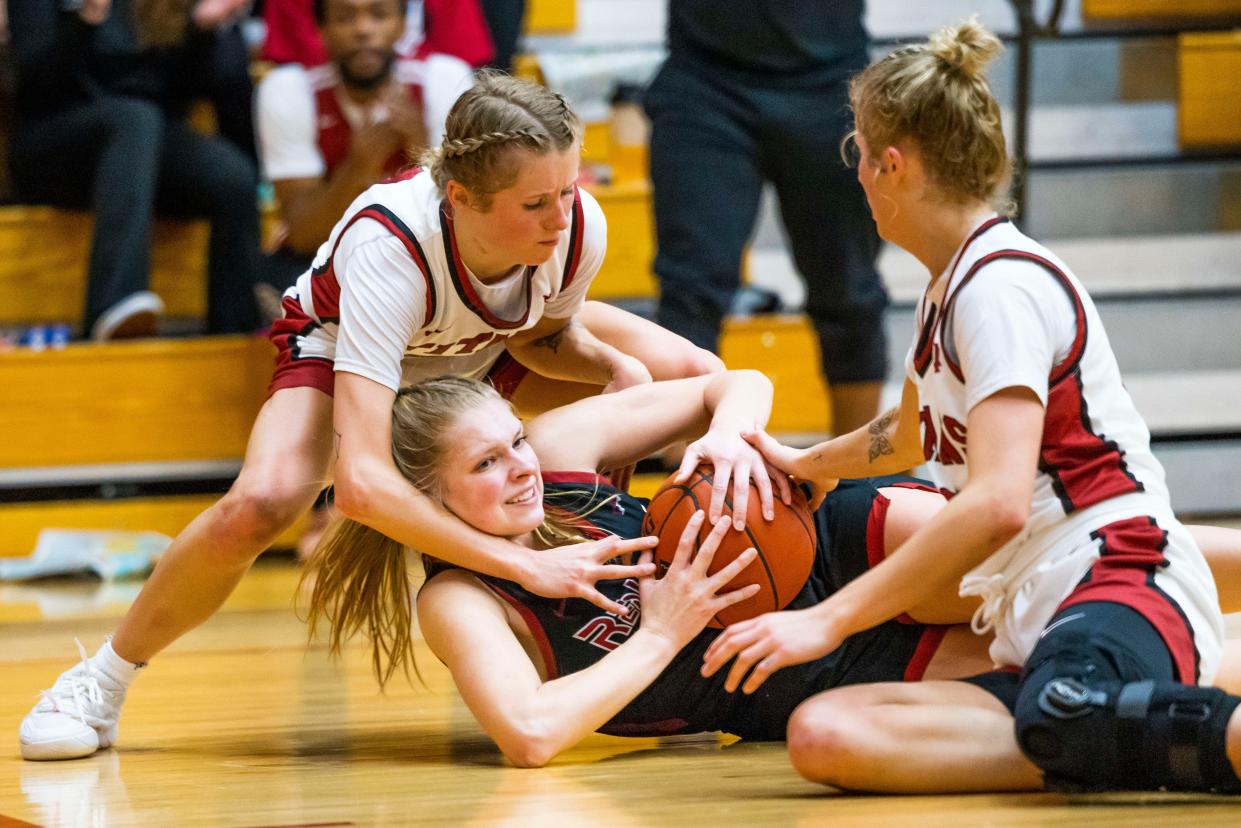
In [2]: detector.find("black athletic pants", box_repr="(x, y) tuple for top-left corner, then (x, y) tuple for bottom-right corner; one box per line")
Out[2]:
(10, 95), (261, 334)
(643, 56), (889, 384)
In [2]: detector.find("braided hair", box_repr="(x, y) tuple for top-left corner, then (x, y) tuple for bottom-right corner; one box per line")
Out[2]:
(421, 70), (583, 207)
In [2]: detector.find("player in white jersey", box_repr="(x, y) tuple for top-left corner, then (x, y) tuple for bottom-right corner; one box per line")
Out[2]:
(20, 73), (775, 762)
(704, 20), (1241, 794)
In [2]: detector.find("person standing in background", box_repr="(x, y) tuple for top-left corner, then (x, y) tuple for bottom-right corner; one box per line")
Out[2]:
(645, 0), (887, 434)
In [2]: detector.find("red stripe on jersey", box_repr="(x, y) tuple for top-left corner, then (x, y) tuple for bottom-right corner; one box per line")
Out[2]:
(486, 585), (561, 679)
(560, 189), (585, 291)
(904, 625), (949, 682)
(311, 202), (437, 325)
(913, 216), (1009, 377)
(1058, 516), (1200, 683)
(1041, 368), (1143, 512)
(438, 201), (535, 329)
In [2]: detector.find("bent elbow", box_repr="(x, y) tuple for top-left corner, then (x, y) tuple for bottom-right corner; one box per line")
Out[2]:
(984, 495), (1029, 545)
(498, 731), (557, 769)
(332, 470), (377, 524)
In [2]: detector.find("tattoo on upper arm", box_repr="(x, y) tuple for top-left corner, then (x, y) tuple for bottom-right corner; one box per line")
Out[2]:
(531, 323), (571, 354)
(867, 408), (898, 463)
(333, 428), (343, 462)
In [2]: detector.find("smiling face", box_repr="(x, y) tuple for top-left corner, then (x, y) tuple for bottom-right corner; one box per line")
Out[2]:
(454, 144), (581, 269)
(437, 398), (545, 541)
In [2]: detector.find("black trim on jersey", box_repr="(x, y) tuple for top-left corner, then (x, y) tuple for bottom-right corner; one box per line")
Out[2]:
(938, 249), (1088, 385)
(560, 190), (584, 292)
(913, 216), (1010, 377)
(438, 200), (535, 330)
(308, 203), (439, 325)
(1145, 568), (1202, 683)
(1037, 366), (1144, 514)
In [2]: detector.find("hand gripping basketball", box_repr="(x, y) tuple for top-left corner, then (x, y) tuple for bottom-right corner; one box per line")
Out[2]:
(642, 464), (817, 627)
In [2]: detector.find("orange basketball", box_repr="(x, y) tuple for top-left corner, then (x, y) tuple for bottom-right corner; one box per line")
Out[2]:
(640, 464), (817, 628)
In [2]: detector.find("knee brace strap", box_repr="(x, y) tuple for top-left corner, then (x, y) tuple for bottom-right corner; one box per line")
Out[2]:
(1019, 676), (1241, 793)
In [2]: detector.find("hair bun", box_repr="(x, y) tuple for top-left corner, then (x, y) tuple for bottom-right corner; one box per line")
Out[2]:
(928, 17), (1002, 79)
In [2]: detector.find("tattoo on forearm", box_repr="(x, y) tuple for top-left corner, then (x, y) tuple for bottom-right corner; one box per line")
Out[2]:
(867, 408), (898, 463)
(531, 326), (567, 354)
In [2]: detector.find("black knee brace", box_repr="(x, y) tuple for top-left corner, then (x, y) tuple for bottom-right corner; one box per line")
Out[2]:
(1016, 674), (1241, 792)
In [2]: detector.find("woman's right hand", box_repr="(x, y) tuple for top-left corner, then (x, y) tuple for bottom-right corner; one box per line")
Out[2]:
(742, 429), (838, 510)
(638, 511), (760, 650)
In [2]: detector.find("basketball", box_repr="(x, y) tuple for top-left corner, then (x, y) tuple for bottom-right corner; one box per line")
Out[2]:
(640, 464), (817, 628)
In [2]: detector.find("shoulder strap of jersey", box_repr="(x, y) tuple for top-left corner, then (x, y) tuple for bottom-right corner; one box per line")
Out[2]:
(310, 202), (437, 326)
(939, 249), (1088, 386)
(559, 188), (586, 292)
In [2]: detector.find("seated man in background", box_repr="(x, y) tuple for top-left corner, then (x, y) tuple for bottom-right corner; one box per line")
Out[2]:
(256, 0), (474, 290)
(6, 0), (261, 339)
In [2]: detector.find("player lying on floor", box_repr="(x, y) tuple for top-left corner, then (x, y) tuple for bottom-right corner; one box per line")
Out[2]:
(303, 372), (1241, 771)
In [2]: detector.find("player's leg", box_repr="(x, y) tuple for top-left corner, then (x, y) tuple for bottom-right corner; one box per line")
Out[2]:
(20, 386), (334, 760)
(644, 60), (764, 354)
(1188, 524), (1241, 613)
(1014, 599), (1241, 792)
(764, 80), (888, 434)
(112, 386), (334, 660)
(787, 674), (1040, 793)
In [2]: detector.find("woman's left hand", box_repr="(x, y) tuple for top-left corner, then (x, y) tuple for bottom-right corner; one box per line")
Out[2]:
(700, 607), (844, 694)
(674, 429), (792, 530)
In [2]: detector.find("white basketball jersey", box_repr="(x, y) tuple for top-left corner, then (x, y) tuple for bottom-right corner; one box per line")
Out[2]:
(907, 216), (1222, 672)
(908, 216), (1169, 534)
(288, 169), (603, 389)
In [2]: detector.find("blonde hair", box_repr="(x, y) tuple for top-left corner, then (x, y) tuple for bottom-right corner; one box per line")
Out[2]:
(420, 70), (584, 208)
(848, 17), (1010, 208)
(302, 376), (606, 688)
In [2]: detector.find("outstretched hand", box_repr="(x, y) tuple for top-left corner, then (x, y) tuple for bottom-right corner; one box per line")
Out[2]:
(674, 430), (792, 531)
(638, 511), (760, 650)
(742, 429), (837, 510)
(701, 607), (844, 694)
(521, 535), (658, 617)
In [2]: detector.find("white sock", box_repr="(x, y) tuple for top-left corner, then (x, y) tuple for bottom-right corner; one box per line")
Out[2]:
(91, 638), (144, 688)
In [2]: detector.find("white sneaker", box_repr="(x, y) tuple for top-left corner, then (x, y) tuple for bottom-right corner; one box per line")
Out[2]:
(20, 641), (126, 761)
(91, 291), (164, 341)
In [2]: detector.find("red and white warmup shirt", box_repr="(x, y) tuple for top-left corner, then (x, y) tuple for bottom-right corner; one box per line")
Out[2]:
(908, 215), (1222, 678)
(256, 57), (474, 182)
(277, 169), (604, 392)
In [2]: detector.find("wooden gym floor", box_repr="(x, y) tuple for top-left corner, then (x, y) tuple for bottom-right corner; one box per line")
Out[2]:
(2, 559), (1240, 827)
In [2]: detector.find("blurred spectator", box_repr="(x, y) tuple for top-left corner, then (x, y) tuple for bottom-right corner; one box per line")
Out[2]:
(261, 0), (493, 68)
(476, 0), (524, 71)
(255, 0), (473, 289)
(645, 0), (887, 434)
(6, 0), (261, 339)
(1, 0), (13, 203)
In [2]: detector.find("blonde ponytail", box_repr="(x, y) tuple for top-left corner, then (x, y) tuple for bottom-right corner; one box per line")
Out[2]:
(849, 16), (1010, 208)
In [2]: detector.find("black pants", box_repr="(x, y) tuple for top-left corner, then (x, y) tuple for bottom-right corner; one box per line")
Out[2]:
(10, 95), (260, 334)
(643, 57), (888, 384)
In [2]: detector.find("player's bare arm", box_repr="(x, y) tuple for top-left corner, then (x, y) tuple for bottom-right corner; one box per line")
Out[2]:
(507, 315), (652, 393)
